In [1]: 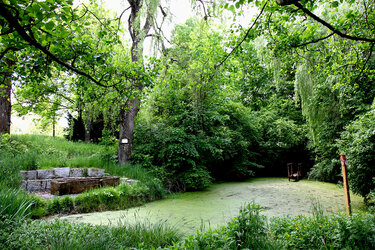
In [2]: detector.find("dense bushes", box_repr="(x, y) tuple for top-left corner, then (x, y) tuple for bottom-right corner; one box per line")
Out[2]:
(270, 210), (375, 249)
(338, 105), (375, 201)
(133, 99), (307, 191)
(132, 101), (260, 191)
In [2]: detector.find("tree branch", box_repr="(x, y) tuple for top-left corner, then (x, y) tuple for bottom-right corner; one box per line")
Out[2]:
(293, 2), (375, 43)
(0, 46), (19, 61)
(292, 32), (334, 47)
(215, 0), (268, 69)
(354, 42), (375, 82)
(0, 3), (117, 88)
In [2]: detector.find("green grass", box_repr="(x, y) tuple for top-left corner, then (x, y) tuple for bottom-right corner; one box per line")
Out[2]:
(0, 186), (33, 221)
(1, 134), (115, 170)
(4, 219), (183, 250)
(0, 134), (166, 217)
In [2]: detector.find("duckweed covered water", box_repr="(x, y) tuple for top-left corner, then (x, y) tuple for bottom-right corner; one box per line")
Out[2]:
(61, 178), (365, 234)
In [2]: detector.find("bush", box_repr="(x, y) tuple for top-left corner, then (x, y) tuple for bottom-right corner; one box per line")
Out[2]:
(180, 166), (212, 191)
(178, 202), (279, 249)
(73, 182), (153, 213)
(338, 105), (375, 199)
(269, 211), (375, 249)
(308, 158), (341, 182)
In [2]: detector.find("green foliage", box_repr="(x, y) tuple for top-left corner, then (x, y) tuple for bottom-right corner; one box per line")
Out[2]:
(178, 202), (279, 249)
(0, 187), (33, 221)
(181, 166), (213, 191)
(6, 219), (182, 250)
(73, 182), (152, 213)
(269, 211), (375, 249)
(338, 105), (375, 199)
(225, 203), (275, 249)
(0, 134), (117, 171)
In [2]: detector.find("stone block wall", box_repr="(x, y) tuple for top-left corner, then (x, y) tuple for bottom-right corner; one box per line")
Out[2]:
(20, 168), (106, 192)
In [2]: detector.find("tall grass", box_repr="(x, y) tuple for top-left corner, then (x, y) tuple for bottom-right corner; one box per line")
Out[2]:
(6, 219), (182, 249)
(1, 134), (116, 170)
(0, 186), (33, 221)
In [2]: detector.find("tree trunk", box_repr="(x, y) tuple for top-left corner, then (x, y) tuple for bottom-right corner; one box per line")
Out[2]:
(118, 97), (140, 163)
(117, 0), (153, 164)
(0, 66), (12, 134)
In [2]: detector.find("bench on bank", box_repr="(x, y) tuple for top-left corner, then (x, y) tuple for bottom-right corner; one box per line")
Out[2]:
(287, 163), (302, 181)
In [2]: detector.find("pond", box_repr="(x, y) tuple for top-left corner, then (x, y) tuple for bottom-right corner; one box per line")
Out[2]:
(61, 178), (365, 234)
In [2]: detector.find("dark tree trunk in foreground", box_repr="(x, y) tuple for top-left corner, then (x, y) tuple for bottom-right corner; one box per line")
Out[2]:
(0, 65), (12, 134)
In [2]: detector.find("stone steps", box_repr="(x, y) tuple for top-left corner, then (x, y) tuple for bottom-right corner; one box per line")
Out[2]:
(20, 167), (119, 194)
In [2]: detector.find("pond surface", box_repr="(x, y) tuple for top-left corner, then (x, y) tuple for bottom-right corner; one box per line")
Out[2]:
(61, 178), (365, 234)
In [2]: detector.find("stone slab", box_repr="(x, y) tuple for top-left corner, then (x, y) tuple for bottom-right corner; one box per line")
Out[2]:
(43, 179), (52, 189)
(120, 178), (139, 184)
(87, 168), (105, 177)
(21, 180), (27, 190)
(20, 170), (37, 180)
(27, 180), (43, 191)
(54, 167), (70, 178)
(37, 169), (54, 179)
(101, 176), (121, 186)
(70, 168), (85, 177)
(50, 176), (120, 195)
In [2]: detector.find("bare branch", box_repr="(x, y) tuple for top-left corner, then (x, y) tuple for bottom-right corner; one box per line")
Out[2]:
(215, 0), (269, 69)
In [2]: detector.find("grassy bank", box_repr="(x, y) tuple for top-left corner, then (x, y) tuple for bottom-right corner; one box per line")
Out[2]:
(0, 134), (165, 217)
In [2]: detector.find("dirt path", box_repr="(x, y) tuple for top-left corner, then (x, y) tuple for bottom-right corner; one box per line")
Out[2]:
(61, 178), (365, 234)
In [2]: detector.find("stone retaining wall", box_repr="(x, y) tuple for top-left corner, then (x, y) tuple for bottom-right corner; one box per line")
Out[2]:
(21, 167), (105, 192)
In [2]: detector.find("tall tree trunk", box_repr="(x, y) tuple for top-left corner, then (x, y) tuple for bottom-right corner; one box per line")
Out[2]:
(117, 0), (152, 164)
(0, 64), (12, 134)
(118, 98), (140, 163)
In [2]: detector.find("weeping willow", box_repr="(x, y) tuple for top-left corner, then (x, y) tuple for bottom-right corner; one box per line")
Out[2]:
(294, 58), (340, 149)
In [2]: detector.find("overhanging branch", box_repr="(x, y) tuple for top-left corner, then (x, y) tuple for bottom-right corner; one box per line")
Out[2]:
(215, 0), (269, 69)
(290, 1), (375, 43)
(0, 3), (119, 88)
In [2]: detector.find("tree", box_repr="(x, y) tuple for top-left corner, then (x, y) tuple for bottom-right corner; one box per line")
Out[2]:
(118, 0), (156, 163)
(1, 0), (167, 164)
(0, 59), (14, 134)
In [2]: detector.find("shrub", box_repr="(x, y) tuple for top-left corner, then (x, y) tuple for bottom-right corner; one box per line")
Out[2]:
(74, 191), (101, 213)
(338, 105), (375, 199)
(47, 198), (62, 214)
(269, 211), (375, 249)
(308, 158), (341, 182)
(178, 202), (279, 249)
(180, 166), (212, 191)
(60, 196), (74, 213)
